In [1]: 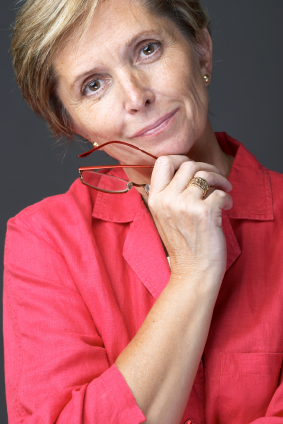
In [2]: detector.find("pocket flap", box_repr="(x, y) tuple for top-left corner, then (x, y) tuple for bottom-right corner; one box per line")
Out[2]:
(221, 352), (283, 375)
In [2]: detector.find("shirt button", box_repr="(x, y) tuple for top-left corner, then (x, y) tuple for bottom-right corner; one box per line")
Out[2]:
(184, 420), (196, 424)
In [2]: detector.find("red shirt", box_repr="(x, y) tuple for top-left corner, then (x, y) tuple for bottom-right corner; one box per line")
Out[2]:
(3, 133), (283, 424)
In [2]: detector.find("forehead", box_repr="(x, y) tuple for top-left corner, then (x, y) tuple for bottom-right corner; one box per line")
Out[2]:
(86, 0), (154, 38)
(55, 0), (168, 71)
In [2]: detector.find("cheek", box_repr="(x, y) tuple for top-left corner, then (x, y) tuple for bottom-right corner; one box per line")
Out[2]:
(182, 70), (209, 122)
(151, 59), (189, 97)
(71, 102), (123, 141)
(153, 55), (207, 111)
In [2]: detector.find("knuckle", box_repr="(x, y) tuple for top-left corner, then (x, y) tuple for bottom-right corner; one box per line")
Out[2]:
(179, 160), (194, 170)
(213, 189), (226, 198)
(161, 196), (173, 211)
(189, 203), (207, 220)
(194, 170), (210, 181)
(190, 163), (201, 176)
(198, 208), (209, 223)
(178, 202), (189, 217)
(155, 156), (171, 168)
(147, 196), (155, 211)
(154, 156), (176, 176)
(179, 160), (196, 173)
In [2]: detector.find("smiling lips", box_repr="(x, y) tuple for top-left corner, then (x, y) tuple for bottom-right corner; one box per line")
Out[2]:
(132, 108), (179, 138)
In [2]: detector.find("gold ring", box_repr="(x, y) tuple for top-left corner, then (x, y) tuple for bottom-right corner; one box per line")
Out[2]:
(187, 177), (210, 197)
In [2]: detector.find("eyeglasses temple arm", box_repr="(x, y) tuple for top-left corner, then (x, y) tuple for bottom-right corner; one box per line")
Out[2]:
(78, 148), (96, 158)
(78, 141), (158, 159)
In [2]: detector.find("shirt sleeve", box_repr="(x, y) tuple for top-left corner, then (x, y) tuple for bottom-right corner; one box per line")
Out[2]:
(3, 217), (146, 424)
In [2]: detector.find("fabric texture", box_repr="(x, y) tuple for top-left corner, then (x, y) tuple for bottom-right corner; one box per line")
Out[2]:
(3, 132), (283, 424)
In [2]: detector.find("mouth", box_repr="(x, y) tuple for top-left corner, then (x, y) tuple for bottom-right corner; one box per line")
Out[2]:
(131, 108), (179, 138)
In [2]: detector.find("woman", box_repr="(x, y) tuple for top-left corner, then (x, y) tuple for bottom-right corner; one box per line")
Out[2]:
(3, 0), (283, 423)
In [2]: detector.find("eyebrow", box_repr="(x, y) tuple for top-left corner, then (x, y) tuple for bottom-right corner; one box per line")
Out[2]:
(125, 29), (161, 49)
(70, 29), (163, 90)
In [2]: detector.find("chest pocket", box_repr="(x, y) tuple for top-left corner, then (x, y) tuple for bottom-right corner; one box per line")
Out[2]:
(219, 352), (283, 424)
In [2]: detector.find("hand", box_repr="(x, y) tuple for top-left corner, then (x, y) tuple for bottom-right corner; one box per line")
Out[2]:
(148, 155), (233, 282)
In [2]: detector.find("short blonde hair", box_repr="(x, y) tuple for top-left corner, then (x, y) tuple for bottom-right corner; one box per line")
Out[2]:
(12, 0), (210, 138)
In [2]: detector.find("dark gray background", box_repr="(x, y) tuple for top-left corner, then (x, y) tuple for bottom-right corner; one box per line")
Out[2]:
(1, 1), (282, 422)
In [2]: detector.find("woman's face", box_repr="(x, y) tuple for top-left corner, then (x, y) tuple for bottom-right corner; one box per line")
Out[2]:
(54, 0), (212, 166)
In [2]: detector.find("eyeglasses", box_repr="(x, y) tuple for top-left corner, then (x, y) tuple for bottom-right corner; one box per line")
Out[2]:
(78, 141), (157, 194)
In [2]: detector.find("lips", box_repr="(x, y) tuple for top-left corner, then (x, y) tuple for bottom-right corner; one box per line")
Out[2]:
(132, 108), (179, 138)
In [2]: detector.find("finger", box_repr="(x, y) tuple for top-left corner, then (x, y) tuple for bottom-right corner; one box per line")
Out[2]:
(150, 155), (190, 194)
(186, 176), (230, 201)
(186, 170), (232, 200)
(205, 190), (233, 212)
(194, 170), (233, 193)
(168, 161), (225, 193)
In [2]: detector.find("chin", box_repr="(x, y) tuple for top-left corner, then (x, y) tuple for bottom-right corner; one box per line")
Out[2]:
(152, 135), (195, 158)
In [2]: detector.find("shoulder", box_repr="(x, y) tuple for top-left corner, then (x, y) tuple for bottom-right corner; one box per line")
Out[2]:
(6, 178), (96, 247)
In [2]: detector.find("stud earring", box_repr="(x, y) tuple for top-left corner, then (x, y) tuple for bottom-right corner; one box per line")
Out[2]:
(93, 141), (99, 147)
(204, 74), (211, 84)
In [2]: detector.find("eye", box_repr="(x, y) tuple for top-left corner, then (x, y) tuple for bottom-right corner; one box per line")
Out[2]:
(82, 77), (108, 97)
(88, 80), (101, 91)
(139, 42), (160, 59)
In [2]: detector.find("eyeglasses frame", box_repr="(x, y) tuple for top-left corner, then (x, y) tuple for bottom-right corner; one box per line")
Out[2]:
(78, 140), (158, 194)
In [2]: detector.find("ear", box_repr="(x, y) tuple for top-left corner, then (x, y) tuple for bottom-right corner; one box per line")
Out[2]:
(195, 28), (213, 81)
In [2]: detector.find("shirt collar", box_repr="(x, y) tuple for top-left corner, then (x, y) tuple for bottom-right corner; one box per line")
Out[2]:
(91, 168), (144, 223)
(92, 132), (274, 223)
(216, 132), (274, 221)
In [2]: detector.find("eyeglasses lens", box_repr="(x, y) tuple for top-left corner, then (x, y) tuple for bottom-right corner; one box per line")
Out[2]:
(81, 168), (132, 193)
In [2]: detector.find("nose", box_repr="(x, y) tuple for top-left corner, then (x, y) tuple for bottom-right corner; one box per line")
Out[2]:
(119, 71), (155, 114)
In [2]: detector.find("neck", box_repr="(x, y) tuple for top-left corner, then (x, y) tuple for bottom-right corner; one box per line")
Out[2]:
(188, 120), (233, 180)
